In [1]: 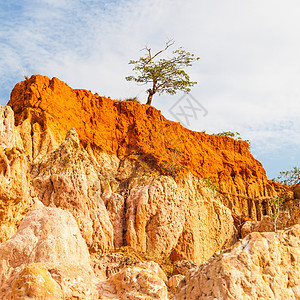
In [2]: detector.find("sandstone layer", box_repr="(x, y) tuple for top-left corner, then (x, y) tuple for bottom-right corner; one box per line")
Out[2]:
(30, 128), (114, 253)
(0, 105), (33, 243)
(8, 75), (279, 218)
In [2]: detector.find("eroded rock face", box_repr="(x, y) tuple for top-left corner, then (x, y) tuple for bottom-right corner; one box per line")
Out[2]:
(0, 106), (14, 149)
(171, 173), (236, 264)
(241, 215), (275, 238)
(172, 260), (198, 276)
(126, 176), (186, 259)
(15, 117), (58, 161)
(167, 274), (185, 293)
(8, 75), (278, 220)
(109, 261), (168, 300)
(124, 172), (236, 264)
(0, 107), (33, 242)
(1, 75), (298, 299)
(30, 128), (114, 253)
(4, 121), (234, 265)
(106, 193), (125, 248)
(176, 225), (300, 300)
(0, 207), (98, 299)
(6, 263), (64, 299)
(0, 149), (32, 243)
(294, 183), (300, 199)
(241, 200), (300, 238)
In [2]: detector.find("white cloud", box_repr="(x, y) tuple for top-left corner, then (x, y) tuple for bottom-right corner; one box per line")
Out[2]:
(0, 0), (299, 178)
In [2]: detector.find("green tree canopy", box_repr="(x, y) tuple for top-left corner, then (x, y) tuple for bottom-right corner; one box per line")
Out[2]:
(126, 40), (200, 105)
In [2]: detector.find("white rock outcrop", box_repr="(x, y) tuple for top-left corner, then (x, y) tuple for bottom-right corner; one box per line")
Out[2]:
(0, 207), (98, 299)
(176, 225), (300, 300)
(0, 106), (14, 149)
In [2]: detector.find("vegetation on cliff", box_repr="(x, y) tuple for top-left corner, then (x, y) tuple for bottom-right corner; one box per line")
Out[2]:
(273, 166), (300, 185)
(126, 40), (200, 105)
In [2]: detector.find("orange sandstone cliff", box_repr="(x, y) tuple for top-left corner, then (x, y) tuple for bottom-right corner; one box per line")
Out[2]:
(8, 75), (276, 217)
(9, 75), (262, 176)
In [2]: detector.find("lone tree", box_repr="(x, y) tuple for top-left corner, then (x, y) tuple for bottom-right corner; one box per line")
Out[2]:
(126, 40), (200, 105)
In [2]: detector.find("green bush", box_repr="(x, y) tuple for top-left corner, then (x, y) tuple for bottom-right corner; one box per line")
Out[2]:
(202, 177), (222, 194)
(272, 166), (300, 185)
(212, 131), (251, 148)
(123, 96), (141, 103)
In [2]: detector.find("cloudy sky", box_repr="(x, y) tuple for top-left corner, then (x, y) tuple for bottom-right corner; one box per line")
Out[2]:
(0, 0), (299, 178)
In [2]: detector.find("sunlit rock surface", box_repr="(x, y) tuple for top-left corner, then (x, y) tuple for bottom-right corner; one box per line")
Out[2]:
(176, 225), (300, 300)
(0, 75), (298, 298)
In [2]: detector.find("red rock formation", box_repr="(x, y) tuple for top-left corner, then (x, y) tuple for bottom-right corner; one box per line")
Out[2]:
(8, 75), (275, 205)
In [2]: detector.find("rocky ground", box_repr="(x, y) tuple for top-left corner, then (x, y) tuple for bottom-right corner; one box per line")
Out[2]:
(0, 75), (299, 299)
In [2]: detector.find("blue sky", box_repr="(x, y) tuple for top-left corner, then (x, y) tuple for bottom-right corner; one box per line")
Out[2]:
(0, 0), (299, 179)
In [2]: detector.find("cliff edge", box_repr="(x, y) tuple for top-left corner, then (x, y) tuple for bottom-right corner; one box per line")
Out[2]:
(8, 75), (277, 214)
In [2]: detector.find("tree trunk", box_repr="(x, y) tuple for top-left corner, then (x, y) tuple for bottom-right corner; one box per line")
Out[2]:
(146, 93), (153, 105)
(147, 82), (157, 105)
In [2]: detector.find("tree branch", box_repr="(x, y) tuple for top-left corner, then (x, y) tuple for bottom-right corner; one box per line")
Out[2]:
(141, 39), (175, 64)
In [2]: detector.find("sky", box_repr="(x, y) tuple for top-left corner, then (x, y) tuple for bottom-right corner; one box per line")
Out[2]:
(0, 0), (299, 179)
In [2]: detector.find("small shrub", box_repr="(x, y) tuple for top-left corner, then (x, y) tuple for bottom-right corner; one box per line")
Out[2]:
(272, 166), (300, 185)
(123, 96), (140, 103)
(213, 131), (238, 138)
(212, 131), (251, 148)
(267, 196), (287, 232)
(202, 176), (222, 194)
(163, 256), (174, 277)
(163, 147), (183, 176)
